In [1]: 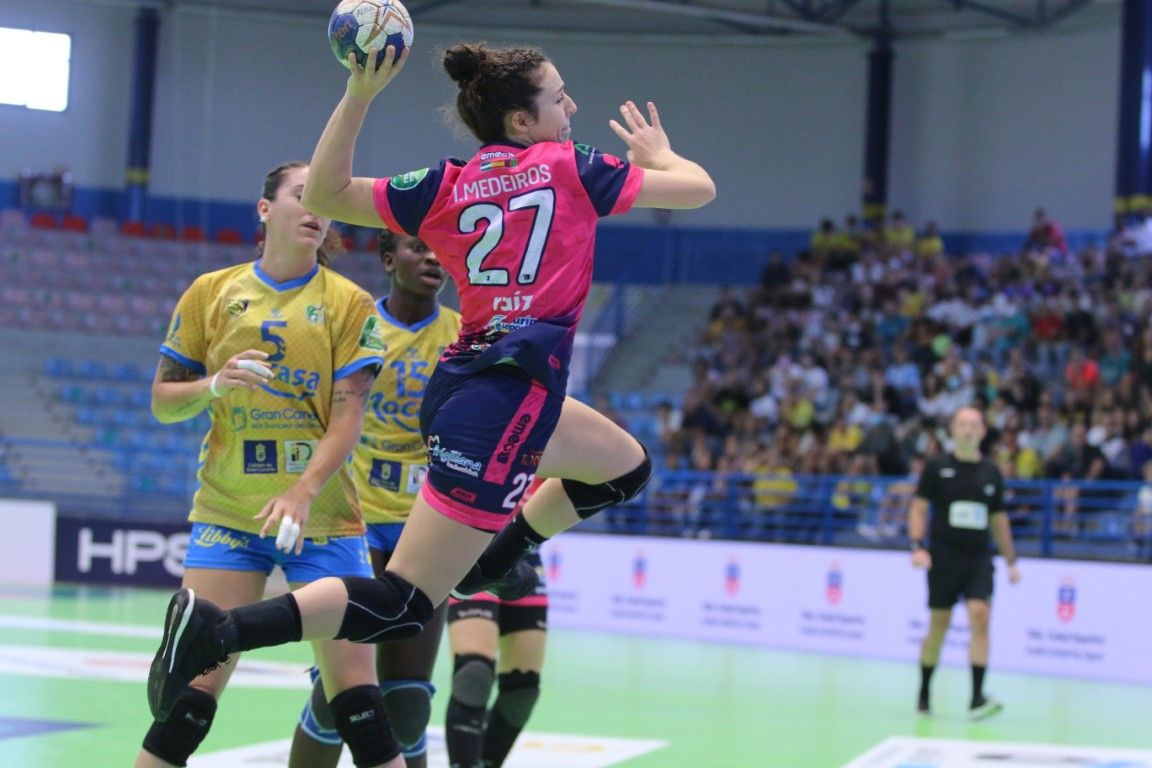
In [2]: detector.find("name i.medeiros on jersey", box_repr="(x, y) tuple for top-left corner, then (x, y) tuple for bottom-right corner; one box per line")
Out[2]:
(451, 163), (553, 203)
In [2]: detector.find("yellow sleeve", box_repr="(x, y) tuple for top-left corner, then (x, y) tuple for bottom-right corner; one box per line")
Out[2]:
(159, 275), (212, 374)
(333, 284), (386, 380)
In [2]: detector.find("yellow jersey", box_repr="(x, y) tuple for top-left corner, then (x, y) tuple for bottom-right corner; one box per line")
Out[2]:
(355, 299), (461, 523)
(160, 261), (385, 537)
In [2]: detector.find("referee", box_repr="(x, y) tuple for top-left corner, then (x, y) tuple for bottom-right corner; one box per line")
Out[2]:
(908, 407), (1020, 719)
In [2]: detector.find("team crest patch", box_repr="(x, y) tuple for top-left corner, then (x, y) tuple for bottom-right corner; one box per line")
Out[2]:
(390, 168), (429, 190)
(226, 298), (249, 318)
(243, 440), (278, 474)
(369, 459), (402, 491)
(305, 304), (324, 324)
(359, 315), (386, 351)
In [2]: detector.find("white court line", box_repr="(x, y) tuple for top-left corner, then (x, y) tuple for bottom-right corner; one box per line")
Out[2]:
(0, 614), (161, 639)
(844, 736), (1152, 767)
(192, 730), (667, 768)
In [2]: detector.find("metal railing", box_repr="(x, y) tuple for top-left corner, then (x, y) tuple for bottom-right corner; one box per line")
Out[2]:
(1, 440), (1148, 563)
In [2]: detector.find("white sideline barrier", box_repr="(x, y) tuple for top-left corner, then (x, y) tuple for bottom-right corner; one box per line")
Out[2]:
(0, 499), (56, 586)
(540, 533), (1152, 685)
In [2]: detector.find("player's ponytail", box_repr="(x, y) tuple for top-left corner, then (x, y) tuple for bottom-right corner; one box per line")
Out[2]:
(443, 43), (548, 144)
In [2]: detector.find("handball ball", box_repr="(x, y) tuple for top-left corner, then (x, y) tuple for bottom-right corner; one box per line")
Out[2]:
(328, 0), (413, 70)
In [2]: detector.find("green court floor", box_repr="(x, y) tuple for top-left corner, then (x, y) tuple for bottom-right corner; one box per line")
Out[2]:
(0, 584), (1148, 768)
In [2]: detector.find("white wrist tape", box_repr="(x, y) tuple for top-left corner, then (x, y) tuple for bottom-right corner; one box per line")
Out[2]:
(209, 372), (223, 398)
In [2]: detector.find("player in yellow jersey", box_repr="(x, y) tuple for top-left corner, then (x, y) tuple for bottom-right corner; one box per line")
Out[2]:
(289, 230), (461, 768)
(135, 162), (387, 768)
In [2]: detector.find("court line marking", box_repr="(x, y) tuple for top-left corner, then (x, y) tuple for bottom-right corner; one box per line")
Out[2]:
(0, 614), (161, 639)
(843, 735), (1152, 767)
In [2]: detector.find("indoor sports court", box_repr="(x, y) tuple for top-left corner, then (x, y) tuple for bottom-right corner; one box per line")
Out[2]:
(1, 579), (1149, 768)
(4, 0), (1151, 767)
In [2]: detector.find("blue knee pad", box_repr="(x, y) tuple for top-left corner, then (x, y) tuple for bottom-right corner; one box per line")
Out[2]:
(299, 665), (342, 745)
(299, 668), (437, 756)
(381, 679), (436, 758)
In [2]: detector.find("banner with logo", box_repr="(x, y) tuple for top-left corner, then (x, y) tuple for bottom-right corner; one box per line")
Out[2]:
(54, 517), (188, 588)
(540, 534), (1152, 685)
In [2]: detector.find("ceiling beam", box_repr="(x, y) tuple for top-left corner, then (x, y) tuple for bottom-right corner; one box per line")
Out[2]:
(564, 0), (854, 36)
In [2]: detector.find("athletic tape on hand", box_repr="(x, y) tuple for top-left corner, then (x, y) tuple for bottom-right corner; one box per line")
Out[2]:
(275, 517), (302, 552)
(237, 359), (274, 379)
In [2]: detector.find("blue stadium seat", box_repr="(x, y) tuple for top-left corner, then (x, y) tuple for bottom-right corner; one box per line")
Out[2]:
(43, 357), (72, 378)
(77, 359), (108, 379)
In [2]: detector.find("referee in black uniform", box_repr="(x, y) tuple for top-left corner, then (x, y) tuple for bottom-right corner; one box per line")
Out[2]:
(908, 407), (1020, 719)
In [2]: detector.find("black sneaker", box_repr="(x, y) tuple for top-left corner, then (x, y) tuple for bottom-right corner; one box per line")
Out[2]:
(147, 589), (230, 721)
(917, 692), (931, 716)
(968, 695), (1003, 721)
(451, 560), (539, 601)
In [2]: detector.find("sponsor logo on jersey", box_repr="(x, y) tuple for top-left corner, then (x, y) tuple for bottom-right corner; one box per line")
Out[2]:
(226, 298), (249, 318)
(305, 304), (324, 324)
(485, 314), (538, 334)
(284, 440), (316, 473)
(231, 406), (247, 431)
(492, 292), (534, 312)
(243, 440), (278, 474)
(369, 459), (402, 491)
(480, 157), (519, 172)
(984, 483), (995, 496)
(359, 315), (386, 351)
(390, 168), (429, 190)
(164, 313), (183, 348)
(940, 468), (956, 477)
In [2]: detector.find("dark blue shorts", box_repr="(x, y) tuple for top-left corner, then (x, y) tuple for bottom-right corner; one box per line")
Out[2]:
(419, 366), (562, 531)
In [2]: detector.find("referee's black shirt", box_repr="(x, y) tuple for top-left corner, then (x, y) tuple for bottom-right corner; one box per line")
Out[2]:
(915, 453), (1005, 557)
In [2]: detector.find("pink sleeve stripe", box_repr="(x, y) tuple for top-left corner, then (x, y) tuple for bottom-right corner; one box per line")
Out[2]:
(610, 165), (645, 215)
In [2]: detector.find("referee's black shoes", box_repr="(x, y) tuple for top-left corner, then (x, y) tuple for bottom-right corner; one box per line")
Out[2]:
(148, 588), (231, 721)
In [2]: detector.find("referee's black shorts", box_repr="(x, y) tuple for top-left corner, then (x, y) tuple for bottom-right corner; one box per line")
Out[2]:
(927, 553), (994, 609)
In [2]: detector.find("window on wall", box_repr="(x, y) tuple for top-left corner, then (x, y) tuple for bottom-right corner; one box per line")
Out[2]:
(0, 27), (72, 112)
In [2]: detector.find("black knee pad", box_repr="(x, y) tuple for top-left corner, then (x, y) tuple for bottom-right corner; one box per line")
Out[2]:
(337, 571), (434, 644)
(381, 679), (435, 755)
(142, 687), (217, 767)
(451, 653), (496, 708)
(492, 670), (541, 728)
(562, 447), (651, 519)
(330, 684), (401, 768)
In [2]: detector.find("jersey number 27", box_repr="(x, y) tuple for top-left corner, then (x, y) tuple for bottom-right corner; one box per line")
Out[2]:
(460, 189), (555, 286)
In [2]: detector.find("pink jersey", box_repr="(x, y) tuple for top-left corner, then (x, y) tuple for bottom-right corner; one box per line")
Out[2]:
(373, 140), (643, 394)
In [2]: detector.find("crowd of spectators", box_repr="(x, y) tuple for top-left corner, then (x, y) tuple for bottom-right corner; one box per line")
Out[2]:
(636, 209), (1152, 549)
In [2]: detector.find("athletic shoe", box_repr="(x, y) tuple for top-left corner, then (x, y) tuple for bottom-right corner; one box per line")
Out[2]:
(917, 692), (931, 716)
(968, 695), (1004, 721)
(451, 560), (539, 601)
(147, 589), (230, 721)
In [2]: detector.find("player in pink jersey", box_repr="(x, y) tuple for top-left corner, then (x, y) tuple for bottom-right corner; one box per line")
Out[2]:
(145, 42), (714, 768)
